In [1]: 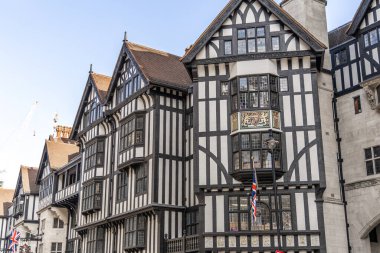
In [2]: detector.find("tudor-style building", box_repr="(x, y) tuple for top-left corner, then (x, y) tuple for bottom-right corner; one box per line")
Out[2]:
(329, 0), (380, 252)
(12, 166), (39, 252)
(35, 126), (79, 253)
(0, 188), (14, 251)
(64, 0), (349, 252)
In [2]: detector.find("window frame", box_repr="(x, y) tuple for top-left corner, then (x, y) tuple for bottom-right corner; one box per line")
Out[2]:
(119, 114), (145, 152)
(117, 171), (129, 201)
(51, 242), (62, 253)
(353, 96), (362, 114)
(224, 40), (232, 55)
(84, 137), (105, 171)
(82, 180), (103, 213)
(125, 215), (146, 250)
(53, 218), (64, 229)
(237, 27), (267, 55)
(364, 146), (380, 176)
(135, 164), (148, 196)
(271, 36), (280, 51)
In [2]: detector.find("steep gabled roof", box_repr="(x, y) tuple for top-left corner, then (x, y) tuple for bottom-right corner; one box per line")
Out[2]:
(45, 137), (79, 170)
(70, 72), (111, 140)
(181, 0), (327, 63)
(90, 73), (112, 103)
(127, 42), (192, 88)
(329, 22), (355, 49)
(347, 0), (373, 36)
(0, 188), (14, 216)
(14, 166), (39, 198)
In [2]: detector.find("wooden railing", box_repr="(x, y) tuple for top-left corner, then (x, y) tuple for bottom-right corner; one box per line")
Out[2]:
(55, 182), (79, 202)
(165, 235), (199, 253)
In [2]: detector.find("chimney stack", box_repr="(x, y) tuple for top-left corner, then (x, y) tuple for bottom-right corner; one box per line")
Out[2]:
(55, 125), (72, 139)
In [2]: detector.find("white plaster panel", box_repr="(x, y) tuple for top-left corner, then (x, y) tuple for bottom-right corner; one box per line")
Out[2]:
(286, 132), (294, 170)
(292, 58), (299, 69)
(351, 63), (359, 86)
(209, 101), (217, 131)
(296, 131), (305, 152)
(294, 95), (304, 126)
(209, 64), (216, 76)
(199, 102), (206, 132)
(305, 94), (315, 126)
(308, 130), (316, 143)
(299, 154), (307, 181)
(196, 47), (206, 60)
(308, 192), (319, 230)
(343, 66), (350, 88)
(283, 96), (292, 127)
(373, 48), (379, 63)
(205, 196), (213, 232)
(209, 81), (217, 99)
(222, 28), (232, 36)
(246, 8), (255, 23)
(270, 23), (280, 32)
(304, 73), (312, 92)
(293, 75), (301, 92)
(281, 58), (288, 70)
(335, 70), (342, 92)
(299, 39), (310, 50)
(365, 59), (372, 75)
(198, 65), (205, 77)
(220, 100), (228, 131)
(210, 159), (218, 185)
(349, 44), (356, 60)
(216, 195), (225, 232)
(199, 151), (207, 185)
(303, 56), (311, 68)
(229, 60), (277, 78)
(198, 82), (206, 99)
(296, 193), (306, 230)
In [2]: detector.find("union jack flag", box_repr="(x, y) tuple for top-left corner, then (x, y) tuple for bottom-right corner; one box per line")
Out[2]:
(250, 172), (258, 224)
(8, 229), (21, 253)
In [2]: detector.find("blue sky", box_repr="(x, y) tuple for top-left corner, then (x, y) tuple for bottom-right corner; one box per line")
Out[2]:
(0, 0), (362, 188)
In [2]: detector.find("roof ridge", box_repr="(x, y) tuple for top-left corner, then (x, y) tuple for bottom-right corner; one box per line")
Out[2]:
(126, 41), (181, 59)
(328, 21), (352, 34)
(91, 72), (111, 79)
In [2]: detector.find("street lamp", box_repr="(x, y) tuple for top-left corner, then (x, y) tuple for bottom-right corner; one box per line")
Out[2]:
(265, 136), (281, 250)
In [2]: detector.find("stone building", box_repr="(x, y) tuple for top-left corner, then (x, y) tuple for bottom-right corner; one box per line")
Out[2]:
(0, 188), (14, 251)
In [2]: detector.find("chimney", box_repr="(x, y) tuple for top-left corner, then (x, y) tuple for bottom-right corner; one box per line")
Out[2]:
(280, 0), (329, 47)
(55, 125), (72, 139)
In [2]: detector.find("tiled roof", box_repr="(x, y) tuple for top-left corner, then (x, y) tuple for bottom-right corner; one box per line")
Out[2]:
(20, 166), (39, 194)
(46, 138), (79, 170)
(0, 188), (14, 216)
(127, 42), (192, 89)
(328, 22), (354, 48)
(90, 73), (112, 103)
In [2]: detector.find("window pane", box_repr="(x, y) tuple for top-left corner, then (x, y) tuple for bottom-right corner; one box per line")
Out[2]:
(247, 28), (255, 38)
(262, 151), (272, 168)
(240, 213), (249, 230)
(354, 96), (362, 114)
(257, 27), (265, 37)
(240, 197), (248, 210)
(232, 135), (239, 152)
(229, 213), (239, 231)
(252, 151), (261, 169)
(367, 161), (374, 175)
(373, 146), (380, 158)
(233, 153), (240, 171)
(240, 78), (248, 91)
(370, 29), (378, 45)
(271, 92), (279, 108)
(281, 195), (291, 210)
(240, 93), (248, 109)
(238, 29), (246, 39)
(365, 148), (372, 160)
(224, 41), (232, 55)
(364, 33), (370, 47)
(248, 76), (258, 91)
(136, 116), (144, 129)
(280, 77), (288, 92)
(229, 197), (238, 211)
(241, 151), (251, 170)
(259, 76), (268, 90)
(248, 39), (256, 53)
(231, 79), (237, 95)
(272, 37), (280, 51)
(232, 95), (238, 110)
(341, 50), (348, 64)
(221, 82), (229, 95)
(335, 52), (340, 66)
(241, 134), (250, 149)
(257, 38), (266, 52)
(259, 92), (269, 107)
(238, 40), (247, 54)
(251, 134), (261, 149)
(375, 159), (380, 174)
(249, 93), (258, 108)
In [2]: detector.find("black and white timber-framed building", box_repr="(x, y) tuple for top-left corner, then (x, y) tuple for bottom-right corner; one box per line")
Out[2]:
(1, 0), (380, 253)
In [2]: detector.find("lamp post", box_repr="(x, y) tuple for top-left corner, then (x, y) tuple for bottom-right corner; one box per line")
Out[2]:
(266, 136), (281, 250)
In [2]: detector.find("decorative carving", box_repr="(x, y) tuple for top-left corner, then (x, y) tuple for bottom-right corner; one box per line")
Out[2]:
(217, 236), (225, 248)
(205, 237), (214, 248)
(241, 111), (270, 129)
(362, 86), (377, 110)
(231, 113), (239, 132)
(298, 235), (307, 246)
(272, 111), (281, 129)
(345, 178), (380, 191)
(228, 236), (236, 247)
(240, 236), (248, 247)
(311, 235), (320, 246)
(286, 235), (294, 247)
(263, 235), (271, 247)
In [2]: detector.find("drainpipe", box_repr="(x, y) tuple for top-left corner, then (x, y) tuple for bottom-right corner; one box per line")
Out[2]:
(332, 97), (352, 252)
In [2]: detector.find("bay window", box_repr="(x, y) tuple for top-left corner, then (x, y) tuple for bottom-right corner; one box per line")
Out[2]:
(125, 215), (146, 249)
(120, 114), (145, 151)
(85, 138), (105, 171)
(82, 181), (102, 213)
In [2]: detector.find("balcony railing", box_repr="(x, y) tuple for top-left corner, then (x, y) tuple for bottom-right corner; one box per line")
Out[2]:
(55, 182), (80, 203)
(165, 235), (199, 253)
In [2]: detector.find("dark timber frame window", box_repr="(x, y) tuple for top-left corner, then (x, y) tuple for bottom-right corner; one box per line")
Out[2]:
(186, 110), (193, 130)
(14, 194), (25, 216)
(221, 81), (229, 96)
(232, 132), (281, 171)
(116, 59), (142, 105)
(271, 36), (280, 51)
(84, 97), (102, 128)
(40, 175), (53, 199)
(354, 96), (362, 114)
(186, 210), (199, 236)
(120, 114), (144, 151)
(125, 215), (146, 249)
(364, 28), (380, 48)
(237, 27), (266, 54)
(135, 164), (147, 195)
(224, 40), (232, 55)
(230, 74), (279, 111)
(334, 49), (348, 66)
(117, 171), (128, 201)
(84, 138), (105, 171)
(365, 146), (380, 176)
(228, 194), (291, 231)
(51, 242), (62, 253)
(279, 77), (288, 92)
(87, 228), (105, 253)
(82, 181), (102, 213)
(66, 241), (74, 253)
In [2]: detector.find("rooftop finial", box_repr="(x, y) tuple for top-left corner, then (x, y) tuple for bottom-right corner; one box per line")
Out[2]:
(123, 31), (128, 42)
(89, 64), (93, 74)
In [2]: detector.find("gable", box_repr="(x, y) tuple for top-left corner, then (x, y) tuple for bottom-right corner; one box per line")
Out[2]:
(348, 0), (380, 35)
(194, 0), (312, 61)
(182, 0), (326, 63)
